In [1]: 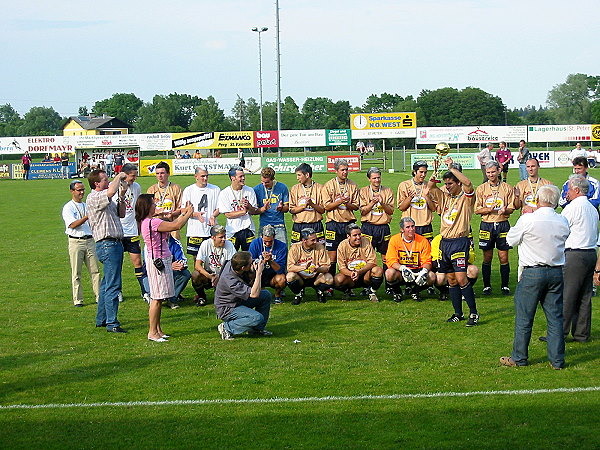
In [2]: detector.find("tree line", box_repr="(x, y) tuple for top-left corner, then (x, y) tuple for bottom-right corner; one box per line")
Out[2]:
(1, 73), (598, 137)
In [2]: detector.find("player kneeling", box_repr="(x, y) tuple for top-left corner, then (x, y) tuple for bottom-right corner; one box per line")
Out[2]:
(334, 224), (384, 302)
(286, 228), (333, 304)
(385, 217), (435, 302)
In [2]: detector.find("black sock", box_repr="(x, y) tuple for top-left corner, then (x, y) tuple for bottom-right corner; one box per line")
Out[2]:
(467, 277), (477, 287)
(500, 263), (510, 289)
(461, 283), (477, 315)
(387, 280), (403, 295)
(134, 267), (147, 295)
(370, 276), (383, 291)
(316, 283), (332, 293)
(449, 285), (463, 316)
(287, 279), (303, 294)
(328, 263), (337, 277)
(437, 284), (449, 294)
(482, 262), (492, 288)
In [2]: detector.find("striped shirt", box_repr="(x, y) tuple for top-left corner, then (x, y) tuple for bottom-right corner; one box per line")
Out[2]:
(86, 189), (124, 241)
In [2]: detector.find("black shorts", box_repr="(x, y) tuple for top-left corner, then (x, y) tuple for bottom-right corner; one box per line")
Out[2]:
(187, 236), (209, 257)
(361, 222), (391, 254)
(122, 236), (142, 254)
(260, 268), (282, 286)
(501, 164), (509, 173)
(415, 224), (434, 241)
(230, 228), (255, 251)
(439, 237), (470, 274)
(325, 220), (355, 252)
(478, 221), (511, 251)
(291, 221), (325, 244)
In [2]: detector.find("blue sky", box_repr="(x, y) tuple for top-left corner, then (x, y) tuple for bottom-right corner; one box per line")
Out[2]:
(0, 0), (597, 119)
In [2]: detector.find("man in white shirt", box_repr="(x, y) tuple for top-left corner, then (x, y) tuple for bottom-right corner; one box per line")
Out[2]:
(62, 180), (101, 306)
(568, 142), (587, 162)
(477, 143), (493, 183)
(559, 175), (598, 343)
(217, 166), (259, 251)
(192, 225), (236, 306)
(113, 163), (150, 303)
(181, 166), (221, 257)
(501, 184), (570, 370)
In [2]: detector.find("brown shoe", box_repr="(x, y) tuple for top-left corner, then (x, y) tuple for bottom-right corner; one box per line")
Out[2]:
(499, 356), (518, 367)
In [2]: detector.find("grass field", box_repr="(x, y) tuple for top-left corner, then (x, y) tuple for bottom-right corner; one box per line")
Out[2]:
(1, 165), (599, 448)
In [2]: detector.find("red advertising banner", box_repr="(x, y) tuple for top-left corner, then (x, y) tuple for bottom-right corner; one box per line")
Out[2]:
(327, 155), (361, 172)
(254, 130), (279, 148)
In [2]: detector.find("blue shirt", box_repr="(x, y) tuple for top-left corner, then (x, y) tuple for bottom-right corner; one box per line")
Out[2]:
(249, 237), (287, 274)
(168, 236), (187, 267)
(253, 181), (289, 227)
(559, 173), (600, 210)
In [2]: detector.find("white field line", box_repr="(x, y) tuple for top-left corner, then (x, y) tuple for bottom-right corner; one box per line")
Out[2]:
(1, 386), (599, 411)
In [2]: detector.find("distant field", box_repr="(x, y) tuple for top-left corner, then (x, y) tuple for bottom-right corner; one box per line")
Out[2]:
(0, 167), (598, 448)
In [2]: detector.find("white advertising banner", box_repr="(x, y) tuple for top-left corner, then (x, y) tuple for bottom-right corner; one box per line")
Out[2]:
(279, 130), (326, 147)
(171, 157), (262, 175)
(553, 151), (572, 167)
(527, 125), (592, 143)
(417, 126), (527, 144)
(351, 128), (417, 139)
(67, 134), (140, 148)
(0, 136), (74, 154)
(137, 133), (172, 151)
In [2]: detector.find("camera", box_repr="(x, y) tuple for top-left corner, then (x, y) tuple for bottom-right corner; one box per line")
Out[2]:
(153, 258), (165, 271)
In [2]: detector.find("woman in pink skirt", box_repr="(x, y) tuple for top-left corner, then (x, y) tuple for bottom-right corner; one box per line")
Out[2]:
(135, 194), (193, 342)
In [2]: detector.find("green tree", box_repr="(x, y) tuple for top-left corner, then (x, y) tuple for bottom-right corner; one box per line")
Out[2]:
(230, 96), (248, 130)
(591, 99), (600, 124)
(92, 93), (143, 127)
(18, 106), (63, 136)
(547, 73), (599, 124)
(0, 104), (22, 136)
(281, 96), (303, 130)
(417, 87), (461, 126)
(246, 97), (261, 131)
(301, 97), (350, 129)
(135, 93), (202, 133)
(362, 93), (404, 112)
(190, 96), (225, 132)
(78, 106), (88, 116)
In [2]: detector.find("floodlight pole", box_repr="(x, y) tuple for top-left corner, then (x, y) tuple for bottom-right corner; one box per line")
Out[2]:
(275, 0), (282, 157)
(251, 27), (268, 132)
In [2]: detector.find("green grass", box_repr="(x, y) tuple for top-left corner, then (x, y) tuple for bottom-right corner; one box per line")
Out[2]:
(0, 167), (599, 448)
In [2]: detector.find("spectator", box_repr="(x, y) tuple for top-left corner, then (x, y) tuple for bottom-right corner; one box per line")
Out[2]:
(516, 140), (530, 181)
(495, 141), (511, 183)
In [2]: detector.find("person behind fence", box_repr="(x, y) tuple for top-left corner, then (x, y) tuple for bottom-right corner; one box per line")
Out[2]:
(477, 143), (493, 184)
(495, 141), (512, 183)
(334, 223), (383, 302)
(62, 179), (100, 307)
(214, 251), (273, 340)
(249, 224), (287, 304)
(21, 151), (32, 180)
(385, 217), (435, 302)
(286, 228), (333, 305)
(427, 157), (479, 326)
(513, 158), (552, 215)
(500, 184), (569, 370)
(289, 163), (326, 244)
(217, 166), (258, 251)
(192, 225), (236, 306)
(135, 194), (193, 343)
(61, 152), (70, 179)
(516, 140), (530, 181)
(253, 167), (290, 244)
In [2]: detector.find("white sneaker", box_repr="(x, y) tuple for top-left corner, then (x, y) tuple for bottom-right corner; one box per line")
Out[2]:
(118, 292), (124, 303)
(368, 288), (379, 303)
(218, 322), (234, 340)
(143, 293), (152, 304)
(400, 265), (416, 283)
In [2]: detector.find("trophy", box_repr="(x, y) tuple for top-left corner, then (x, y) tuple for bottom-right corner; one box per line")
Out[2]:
(432, 142), (451, 181)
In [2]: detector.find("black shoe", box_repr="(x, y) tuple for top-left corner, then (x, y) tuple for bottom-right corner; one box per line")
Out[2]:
(411, 291), (423, 302)
(439, 291), (448, 301)
(393, 293), (403, 303)
(316, 290), (327, 303)
(539, 336), (547, 342)
(107, 326), (127, 333)
(292, 294), (303, 305)
(74, 303), (84, 307)
(96, 323), (106, 328)
(482, 287), (492, 296)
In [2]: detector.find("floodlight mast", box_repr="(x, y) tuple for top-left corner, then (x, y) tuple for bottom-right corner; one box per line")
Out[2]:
(275, 0), (282, 157)
(251, 27), (268, 133)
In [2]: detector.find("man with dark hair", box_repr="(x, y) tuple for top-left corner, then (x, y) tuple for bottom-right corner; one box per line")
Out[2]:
(286, 228), (333, 304)
(427, 157), (479, 326)
(335, 224), (383, 302)
(214, 251), (272, 340)
(86, 169), (129, 333)
(62, 180), (100, 306)
(181, 166), (220, 257)
(322, 159), (359, 280)
(558, 156), (600, 210)
(147, 161), (183, 238)
(114, 152), (124, 174)
(475, 160), (515, 296)
(249, 225), (288, 303)
(359, 167), (394, 257)
(385, 217), (435, 302)
(254, 167), (289, 243)
(396, 161), (436, 240)
(114, 163), (150, 303)
(289, 163), (325, 244)
(513, 158), (552, 214)
(217, 166), (259, 251)
(495, 141), (512, 183)
(516, 140), (530, 181)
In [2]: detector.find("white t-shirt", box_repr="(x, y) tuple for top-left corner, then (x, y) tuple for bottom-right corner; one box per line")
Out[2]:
(105, 154), (114, 165)
(196, 239), (236, 274)
(62, 200), (93, 237)
(569, 148), (587, 161)
(182, 183), (221, 238)
(113, 182), (141, 237)
(217, 185), (257, 237)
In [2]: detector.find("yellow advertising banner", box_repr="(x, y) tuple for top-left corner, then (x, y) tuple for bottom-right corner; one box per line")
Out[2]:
(592, 124), (600, 141)
(350, 112), (416, 131)
(139, 159), (172, 177)
(172, 131), (255, 149)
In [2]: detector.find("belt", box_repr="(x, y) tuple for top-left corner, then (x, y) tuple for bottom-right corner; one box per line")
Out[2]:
(523, 265), (559, 269)
(97, 237), (119, 243)
(69, 235), (92, 240)
(565, 248), (596, 252)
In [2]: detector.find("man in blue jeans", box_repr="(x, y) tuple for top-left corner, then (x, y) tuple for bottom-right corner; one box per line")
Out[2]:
(214, 251), (272, 340)
(500, 185), (570, 369)
(86, 169), (128, 333)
